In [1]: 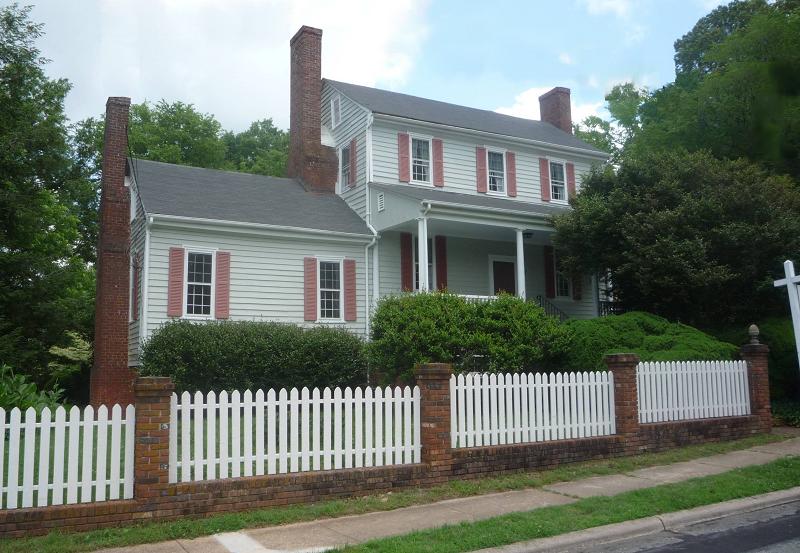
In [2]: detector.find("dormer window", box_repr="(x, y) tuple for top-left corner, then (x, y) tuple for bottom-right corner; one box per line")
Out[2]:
(487, 151), (505, 193)
(550, 161), (567, 201)
(340, 144), (351, 186)
(331, 95), (342, 129)
(411, 137), (431, 183)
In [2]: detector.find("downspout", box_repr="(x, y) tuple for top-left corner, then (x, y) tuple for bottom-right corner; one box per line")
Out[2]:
(364, 113), (377, 341)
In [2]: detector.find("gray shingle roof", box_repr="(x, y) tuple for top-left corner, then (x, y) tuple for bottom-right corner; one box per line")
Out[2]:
(131, 159), (372, 235)
(370, 183), (569, 218)
(325, 79), (605, 155)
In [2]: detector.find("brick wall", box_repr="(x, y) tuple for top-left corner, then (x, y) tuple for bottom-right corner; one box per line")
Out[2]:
(1, 340), (772, 538)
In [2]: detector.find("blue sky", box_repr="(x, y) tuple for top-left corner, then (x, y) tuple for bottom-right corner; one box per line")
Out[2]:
(19, 0), (724, 131)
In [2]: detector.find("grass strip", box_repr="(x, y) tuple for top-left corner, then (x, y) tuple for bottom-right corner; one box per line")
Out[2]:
(0, 433), (784, 553)
(343, 456), (800, 553)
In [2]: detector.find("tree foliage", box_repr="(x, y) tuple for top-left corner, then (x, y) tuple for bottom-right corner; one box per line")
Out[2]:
(553, 150), (800, 325)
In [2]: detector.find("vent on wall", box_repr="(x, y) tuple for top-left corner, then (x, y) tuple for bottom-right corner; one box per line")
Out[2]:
(377, 192), (386, 212)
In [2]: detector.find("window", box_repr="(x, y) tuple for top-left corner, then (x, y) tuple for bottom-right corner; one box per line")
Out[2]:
(488, 151), (505, 193)
(319, 260), (342, 320)
(340, 145), (351, 187)
(550, 161), (566, 201)
(554, 252), (571, 298)
(414, 237), (434, 291)
(186, 252), (213, 316)
(331, 95), (341, 129)
(411, 137), (431, 183)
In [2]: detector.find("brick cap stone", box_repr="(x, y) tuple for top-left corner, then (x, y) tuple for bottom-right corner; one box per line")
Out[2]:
(291, 25), (322, 45)
(741, 343), (770, 354)
(415, 363), (453, 379)
(603, 353), (641, 364)
(134, 377), (175, 393)
(538, 87), (570, 100)
(106, 96), (131, 107)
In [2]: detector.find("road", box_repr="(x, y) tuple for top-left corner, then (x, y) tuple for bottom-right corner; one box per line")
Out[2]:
(576, 500), (800, 553)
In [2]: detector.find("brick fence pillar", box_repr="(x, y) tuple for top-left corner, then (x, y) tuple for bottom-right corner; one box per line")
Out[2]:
(604, 353), (641, 450)
(740, 324), (771, 433)
(134, 377), (174, 513)
(415, 363), (453, 483)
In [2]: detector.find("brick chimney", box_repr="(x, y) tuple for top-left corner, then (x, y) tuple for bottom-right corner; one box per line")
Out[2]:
(288, 25), (338, 193)
(91, 96), (136, 407)
(539, 87), (572, 134)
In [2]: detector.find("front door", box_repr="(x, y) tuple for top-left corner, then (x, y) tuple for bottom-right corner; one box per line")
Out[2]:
(492, 261), (516, 295)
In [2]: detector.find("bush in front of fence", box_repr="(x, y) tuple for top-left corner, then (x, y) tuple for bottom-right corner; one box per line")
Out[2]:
(562, 312), (738, 371)
(140, 321), (367, 392)
(368, 292), (570, 382)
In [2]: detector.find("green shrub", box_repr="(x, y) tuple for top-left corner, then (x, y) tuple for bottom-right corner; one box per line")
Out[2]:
(772, 399), (800, 427)
(709, 318), (799, 400)
(0, 365), (67, 410)
(562, 312), (738, 371)
(139, 321), (367, 393)
(368, 292), (569, 382)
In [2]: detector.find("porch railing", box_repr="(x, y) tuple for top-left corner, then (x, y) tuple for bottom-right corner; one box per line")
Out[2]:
(534, 295), (569, 322)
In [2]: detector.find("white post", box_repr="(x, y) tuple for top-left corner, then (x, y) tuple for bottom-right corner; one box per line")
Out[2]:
(774, 259), (800, 373)
(417, 217), (429, 291)
(515, 229), (526, 300)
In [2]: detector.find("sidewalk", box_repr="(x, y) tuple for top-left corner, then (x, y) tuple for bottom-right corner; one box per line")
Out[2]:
(97, 430), (800, 553)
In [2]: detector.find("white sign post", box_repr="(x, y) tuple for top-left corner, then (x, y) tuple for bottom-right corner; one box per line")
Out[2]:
(774, 259), (800, 374)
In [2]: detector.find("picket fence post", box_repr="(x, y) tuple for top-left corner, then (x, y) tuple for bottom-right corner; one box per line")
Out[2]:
(415, 363), (453, 482)
(740, 324), (772, 433)
(133, 376), (174, 508)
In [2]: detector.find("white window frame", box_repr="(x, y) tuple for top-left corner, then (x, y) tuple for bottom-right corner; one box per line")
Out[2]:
(409, 134), (433, 185)
(413, 235), (435, 291)
(486, 149), (507, 196)
(487, 255), (516, 296)
(330, 94), (342, 129)
(183, 248), (216, 320)
(554, 251), (571, 298)
(317, 257), (344, 323)
(338, 143), (351, 192)
(549, 159), (568, 204)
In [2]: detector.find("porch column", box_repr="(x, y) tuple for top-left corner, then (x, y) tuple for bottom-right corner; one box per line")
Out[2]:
(418, 217), (429, 291)
(515, 228), (526, 300)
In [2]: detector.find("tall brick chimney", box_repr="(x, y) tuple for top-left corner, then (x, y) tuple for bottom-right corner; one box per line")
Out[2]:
(91, 96), (136, 407)
(539, 87), (573, 134)
(287, 25), (338, 192)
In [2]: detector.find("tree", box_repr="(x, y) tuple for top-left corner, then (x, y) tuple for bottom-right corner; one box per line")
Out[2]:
(553, 150), (800, 326)
(0, 4), (94, 383)
(223, 119), (289, 177)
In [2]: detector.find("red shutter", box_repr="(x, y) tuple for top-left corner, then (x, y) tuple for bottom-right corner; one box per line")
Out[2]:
(476, 146), (487, 193)
(344, 259), (357, 321)
(432, 138), (444, 187)
(132, 255), (141, 321)
(539, 158), (551, 202)
(167, 247), (185, 317)
(566, 162), (576, 200)
(215, 251), (231, 319)
(304, 257), (317, 321)
(400, 232), (413, 291)
(543, 246), (556, 299)
(398, 133), (410, 182)
(435, 235), (447, 290)
(506, 152), (517, 197)
(572, 274), (583, 301)
(349, 138), (358, 187)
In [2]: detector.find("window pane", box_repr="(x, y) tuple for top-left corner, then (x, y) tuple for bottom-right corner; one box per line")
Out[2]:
(341, 146), (350, 183)
(412, 138), (430, 161)
(187, 253), (212, 284)
(550, 162), (565, 183)
(187, 284), (211, 315)
(412, 138), (430, 182)
(488, 151), (504, 172)
(320, 261), (340, 290)
(320, 290), (341, 319)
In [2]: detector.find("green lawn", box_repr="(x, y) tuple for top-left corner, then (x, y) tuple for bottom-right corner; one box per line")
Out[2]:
(0, 433), (785, 553)
(342, 456), (800, 553)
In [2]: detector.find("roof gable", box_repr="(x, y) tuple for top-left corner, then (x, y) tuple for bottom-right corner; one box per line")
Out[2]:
(324, 79), (605, 155)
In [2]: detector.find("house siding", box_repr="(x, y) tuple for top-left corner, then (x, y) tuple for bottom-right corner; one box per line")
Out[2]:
(323, 82), (369, 217)
(140, 226), (368, 361)
(127, 191), (147, 366)
(371, 120), (597, 205)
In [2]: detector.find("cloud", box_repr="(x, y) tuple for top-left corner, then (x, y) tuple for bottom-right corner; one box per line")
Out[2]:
(558, 52), (574, 65)
(31, 0), (430, 130)
(579, 0), (632, 18)
(495, 87), (603, 123)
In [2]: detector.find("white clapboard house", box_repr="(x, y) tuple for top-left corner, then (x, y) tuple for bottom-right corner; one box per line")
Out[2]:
(111, 26), (608, 369)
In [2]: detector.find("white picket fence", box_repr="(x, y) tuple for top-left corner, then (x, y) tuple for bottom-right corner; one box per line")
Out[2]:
(0, 404), (135, 510)
(169, 385), (421, 483)
(637, 361), (751, 423)
(450, 372), (616, 448)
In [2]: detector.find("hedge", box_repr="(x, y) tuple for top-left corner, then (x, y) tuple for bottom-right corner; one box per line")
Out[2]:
(562, 312), (738, 371)
(139, 321), (367, 393)
(368, 292), (570, 382)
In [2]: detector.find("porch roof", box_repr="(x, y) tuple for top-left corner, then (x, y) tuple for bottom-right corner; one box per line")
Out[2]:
(370, 183), (569, 219)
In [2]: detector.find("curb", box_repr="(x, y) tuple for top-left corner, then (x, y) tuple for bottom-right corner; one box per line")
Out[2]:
(473, 486), (800, 553)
